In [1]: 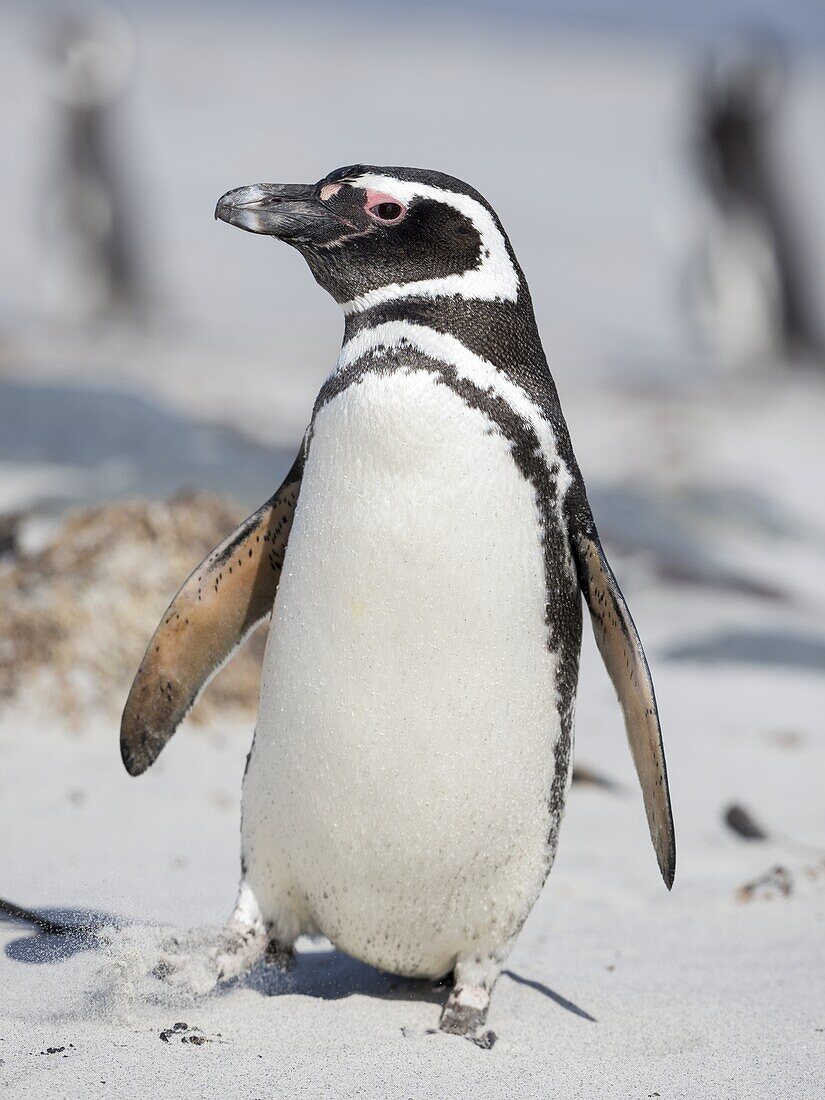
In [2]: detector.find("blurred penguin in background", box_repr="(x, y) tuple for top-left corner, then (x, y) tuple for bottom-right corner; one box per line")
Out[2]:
(43, 4), (146, 324)
(688, 39), (822, 370)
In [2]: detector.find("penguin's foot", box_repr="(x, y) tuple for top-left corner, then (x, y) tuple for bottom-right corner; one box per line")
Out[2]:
(438, 984), (495, 1047)
(438, 941), (510, 1046)
(155, 921), (267, 995)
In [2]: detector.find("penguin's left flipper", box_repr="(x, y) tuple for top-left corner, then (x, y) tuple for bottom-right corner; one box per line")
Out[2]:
(574, 528), (676, 888)
(120, 450), (304, 777)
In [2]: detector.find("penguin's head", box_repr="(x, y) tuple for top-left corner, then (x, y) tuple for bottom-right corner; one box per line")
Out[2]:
(215, 165), (522, 314)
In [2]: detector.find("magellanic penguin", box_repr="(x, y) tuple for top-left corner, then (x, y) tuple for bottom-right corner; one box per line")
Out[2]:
(121, 165), (675, 1041)
(690, 43), (823, 368)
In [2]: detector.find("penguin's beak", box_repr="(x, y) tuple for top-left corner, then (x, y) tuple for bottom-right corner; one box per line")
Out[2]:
(215, 183), (329, 239)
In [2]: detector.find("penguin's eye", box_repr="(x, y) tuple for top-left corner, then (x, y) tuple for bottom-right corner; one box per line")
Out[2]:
(366, 201), (405, 223)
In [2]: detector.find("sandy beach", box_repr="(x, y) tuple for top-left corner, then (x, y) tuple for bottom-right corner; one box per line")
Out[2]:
(2, 2), (825, 1096)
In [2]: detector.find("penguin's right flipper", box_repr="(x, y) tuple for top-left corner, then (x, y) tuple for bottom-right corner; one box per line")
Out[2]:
(120, 450), (304, 776)
(573, 526), (676, 889)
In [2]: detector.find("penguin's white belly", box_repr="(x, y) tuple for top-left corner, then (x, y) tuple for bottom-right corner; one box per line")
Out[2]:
(244, 367), (562, 978)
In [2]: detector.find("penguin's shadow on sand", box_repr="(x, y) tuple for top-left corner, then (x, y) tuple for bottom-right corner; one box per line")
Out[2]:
(239, 946), (448, 1007)
(2, 909), (595, 1021)
(230, 950), (595, 1020)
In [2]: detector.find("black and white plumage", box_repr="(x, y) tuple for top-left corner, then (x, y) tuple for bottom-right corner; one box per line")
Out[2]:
(121, 165), (675, 1040)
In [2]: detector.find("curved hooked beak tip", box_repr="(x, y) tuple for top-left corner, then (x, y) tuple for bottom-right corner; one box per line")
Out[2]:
(215, 182), (326, 238)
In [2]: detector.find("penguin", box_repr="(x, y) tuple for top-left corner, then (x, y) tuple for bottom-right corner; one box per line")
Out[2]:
(120, 165), (675, 1040)
(689, 43), (823, 368)
(44, 7), (145, 323)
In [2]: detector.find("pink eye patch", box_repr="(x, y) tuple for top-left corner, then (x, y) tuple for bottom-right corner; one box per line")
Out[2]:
(363, 189), (407, 223)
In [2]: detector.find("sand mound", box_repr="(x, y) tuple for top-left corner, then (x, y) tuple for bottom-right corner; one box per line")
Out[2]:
(0, 494), (266, 723)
